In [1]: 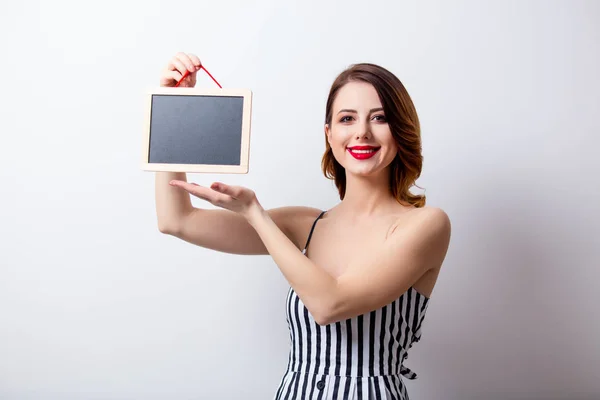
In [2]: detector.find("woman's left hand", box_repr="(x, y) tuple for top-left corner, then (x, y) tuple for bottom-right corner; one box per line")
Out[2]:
(169, 180), (264, 220)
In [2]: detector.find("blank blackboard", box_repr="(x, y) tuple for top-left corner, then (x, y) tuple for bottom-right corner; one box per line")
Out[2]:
(142, 87), (252, 173)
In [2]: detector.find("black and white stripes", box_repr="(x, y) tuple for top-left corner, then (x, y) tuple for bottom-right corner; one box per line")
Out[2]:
(274, 286), (430, 400)
(273, 210), (431, 400)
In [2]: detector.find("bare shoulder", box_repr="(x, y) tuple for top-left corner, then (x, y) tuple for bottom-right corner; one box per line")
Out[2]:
(409, 206), (451, 234)
(270, 205), (324, 224)
(391, 206), (451, 295)
(272, 205), (324, 217)
(392, 206), (451, 262)
(269, 205), (324, 249)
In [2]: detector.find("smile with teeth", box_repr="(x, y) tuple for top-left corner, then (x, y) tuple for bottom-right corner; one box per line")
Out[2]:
(347, 146), (381, 160)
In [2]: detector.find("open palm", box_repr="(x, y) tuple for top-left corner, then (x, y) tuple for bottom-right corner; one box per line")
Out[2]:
(169, 180), (259, 216)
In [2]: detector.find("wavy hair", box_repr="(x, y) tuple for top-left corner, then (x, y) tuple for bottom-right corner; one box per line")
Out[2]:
(321, 63), (426, 208)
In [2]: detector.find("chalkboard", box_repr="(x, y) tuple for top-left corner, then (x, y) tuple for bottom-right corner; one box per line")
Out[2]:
(142, 87), (252, 173)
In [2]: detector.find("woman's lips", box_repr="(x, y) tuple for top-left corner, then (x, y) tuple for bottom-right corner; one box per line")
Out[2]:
(347, 146), (380, 160)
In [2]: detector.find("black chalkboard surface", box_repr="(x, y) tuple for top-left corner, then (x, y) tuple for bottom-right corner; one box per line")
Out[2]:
(142, 87), (252, 173)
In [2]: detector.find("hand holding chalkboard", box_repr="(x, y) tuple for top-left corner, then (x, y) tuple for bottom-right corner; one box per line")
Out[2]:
(160, 52), (202, 88)
(142, 53), (252, 173)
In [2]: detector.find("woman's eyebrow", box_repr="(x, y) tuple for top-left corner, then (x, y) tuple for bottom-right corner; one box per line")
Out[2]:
(337, 107), (384, 115)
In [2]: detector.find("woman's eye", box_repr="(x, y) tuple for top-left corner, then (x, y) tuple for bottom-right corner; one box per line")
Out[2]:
(339, 115), (386, 123)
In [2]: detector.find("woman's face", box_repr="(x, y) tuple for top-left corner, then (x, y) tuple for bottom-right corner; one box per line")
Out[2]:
(326, 81), (398, 177)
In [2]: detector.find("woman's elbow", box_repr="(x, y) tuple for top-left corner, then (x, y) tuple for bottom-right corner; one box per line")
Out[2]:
(310, 303), (340, 326)
(157, 219), (180, 236)
(314, 314), (335, 326)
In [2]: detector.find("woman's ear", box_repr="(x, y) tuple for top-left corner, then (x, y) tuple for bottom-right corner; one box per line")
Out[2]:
(325, 124), (331, 143)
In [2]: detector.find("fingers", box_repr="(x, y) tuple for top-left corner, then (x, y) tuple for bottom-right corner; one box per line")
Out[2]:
(211, 183), (243, 199)
(160, 69), (191, 87)
(167, 56), (189, 75)
(171, 181), (209, 199)
(210, 182), (229, 194)
(161, 52), (201, 87)
(160, 52), (202, 87)
(170, 181), (228, 203)
(168, 52), (199, 73)
(188, 53), (202, 69)
(164, 70), (183, 82)
(170, 180), (198, 191)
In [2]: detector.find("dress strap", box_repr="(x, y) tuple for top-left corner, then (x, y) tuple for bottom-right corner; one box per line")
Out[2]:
(302, 210), (326, 255)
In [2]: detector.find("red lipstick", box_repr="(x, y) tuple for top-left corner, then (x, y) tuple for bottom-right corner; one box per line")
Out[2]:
(347, 145), (380, 160)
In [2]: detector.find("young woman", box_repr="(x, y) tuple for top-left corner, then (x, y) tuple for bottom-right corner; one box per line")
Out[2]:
(156, 52), (451, 400)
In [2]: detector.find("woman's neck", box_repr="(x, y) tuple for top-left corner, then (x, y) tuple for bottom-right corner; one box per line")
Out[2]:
(333, 169), (402, 219)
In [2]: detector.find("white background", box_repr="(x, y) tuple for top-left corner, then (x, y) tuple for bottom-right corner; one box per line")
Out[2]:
(1, 0), (599, 399)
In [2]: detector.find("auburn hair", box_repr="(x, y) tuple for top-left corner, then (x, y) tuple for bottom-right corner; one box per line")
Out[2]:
(321, 63), (426, 208)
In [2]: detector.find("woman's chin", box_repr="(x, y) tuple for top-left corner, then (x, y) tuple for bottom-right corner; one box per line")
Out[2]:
(343, 165), (381, 177)
(340, 159), (394, 179)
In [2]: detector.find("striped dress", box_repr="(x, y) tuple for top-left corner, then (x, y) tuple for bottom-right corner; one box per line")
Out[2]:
(274, 211), (431, 400)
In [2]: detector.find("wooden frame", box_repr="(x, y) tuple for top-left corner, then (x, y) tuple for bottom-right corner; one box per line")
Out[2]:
(141, 87), (253, 174)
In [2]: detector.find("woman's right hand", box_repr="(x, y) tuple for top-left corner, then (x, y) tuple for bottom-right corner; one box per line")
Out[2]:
(160, 52), (202, 88)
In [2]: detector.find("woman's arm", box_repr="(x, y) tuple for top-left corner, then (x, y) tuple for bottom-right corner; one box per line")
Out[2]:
(168, 180), (451, 324)
(155, 171), (272, 254)
(247, 205), (451, 325)
(155, 171), (194, 234)
(153, 52), (321, 255)
(156, 172), (318, 254)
